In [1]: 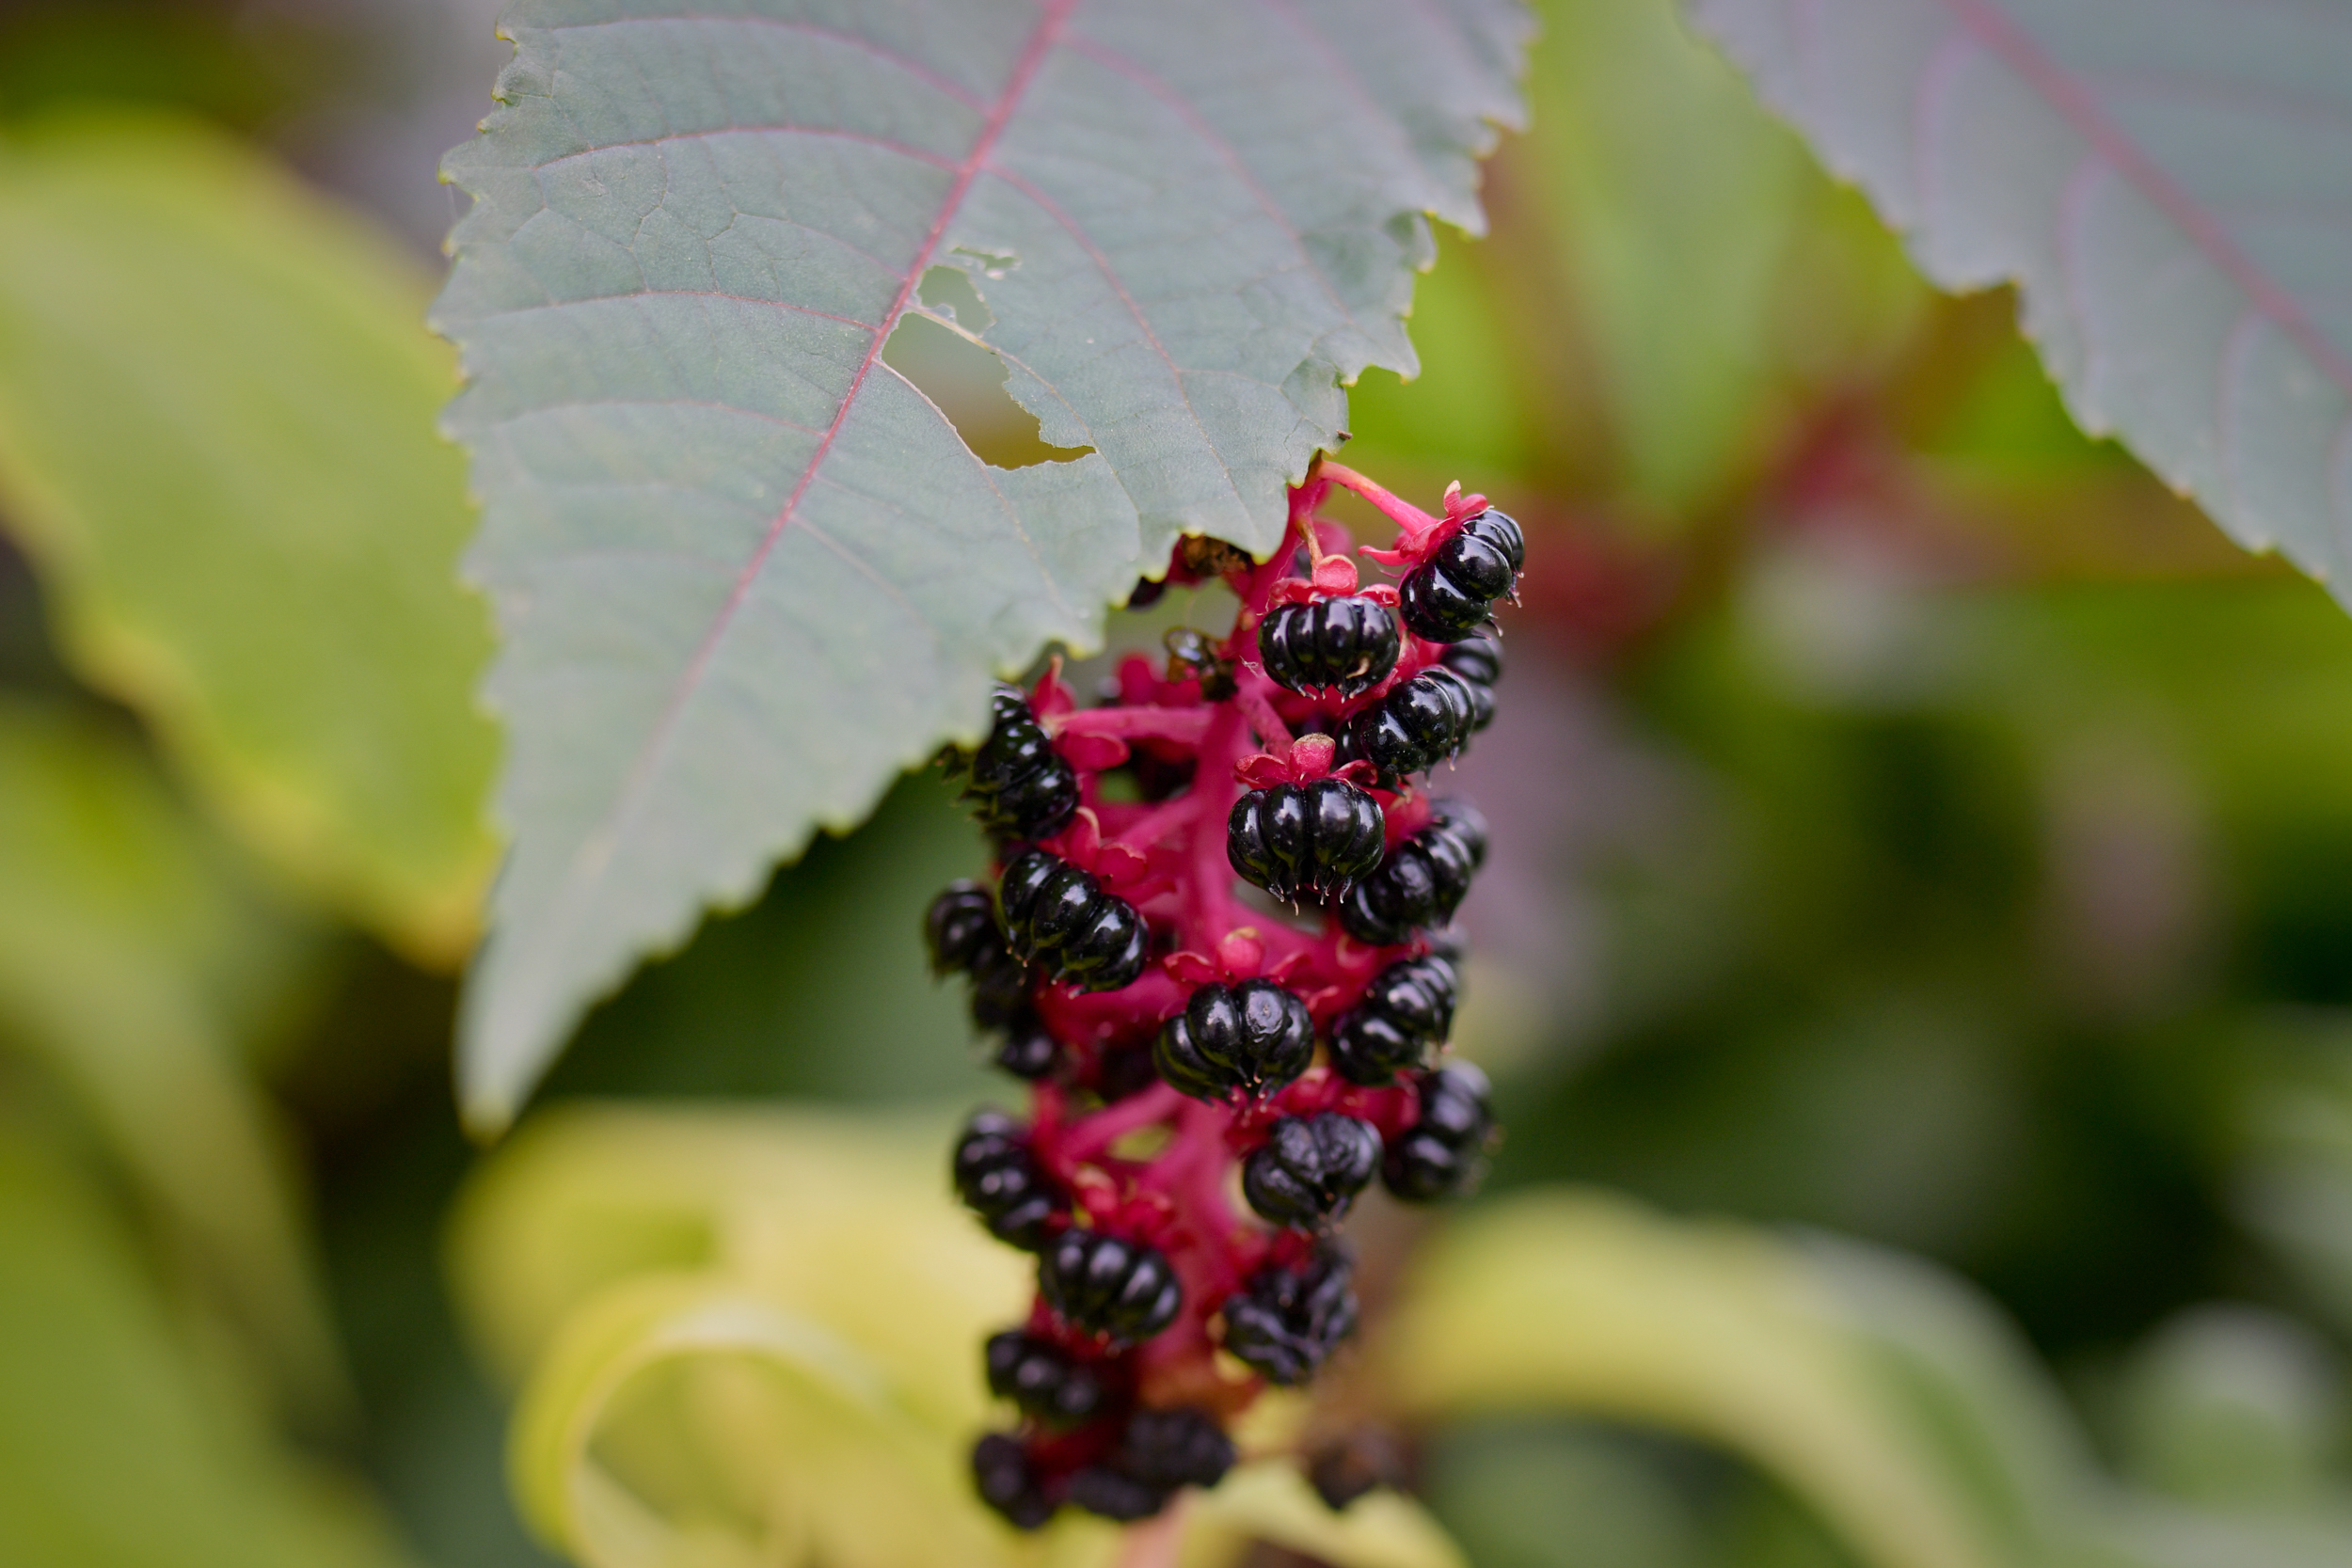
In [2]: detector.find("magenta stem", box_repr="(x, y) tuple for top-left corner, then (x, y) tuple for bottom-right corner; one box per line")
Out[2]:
(1315, 460), (1438, 541)
(1053, 706), (1215, 743)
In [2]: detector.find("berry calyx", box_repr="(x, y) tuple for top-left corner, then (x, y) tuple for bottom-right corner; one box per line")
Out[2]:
(937, 467), (1518, 1528)
(1258, 594), (1401, 698)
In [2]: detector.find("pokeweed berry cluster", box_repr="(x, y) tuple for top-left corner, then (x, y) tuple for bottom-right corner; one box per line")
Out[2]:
(928, 465), (1520, 1529)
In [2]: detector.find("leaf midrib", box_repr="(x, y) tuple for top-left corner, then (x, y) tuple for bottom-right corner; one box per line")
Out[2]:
(537, 0), (1084, 921)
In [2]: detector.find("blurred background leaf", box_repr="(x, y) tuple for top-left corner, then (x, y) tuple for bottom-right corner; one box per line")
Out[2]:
(0, 112), (497, 965)
(0, 693), (342, 1416)
(0, 1115), (414, 1568)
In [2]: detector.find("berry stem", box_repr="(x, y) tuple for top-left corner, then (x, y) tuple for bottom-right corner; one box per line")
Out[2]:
(1314, 461), (1438, 544)
(1051, 706), (1216, 744)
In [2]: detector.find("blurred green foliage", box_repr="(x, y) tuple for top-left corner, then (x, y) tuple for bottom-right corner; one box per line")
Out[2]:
(0, 0), (2348, 1566)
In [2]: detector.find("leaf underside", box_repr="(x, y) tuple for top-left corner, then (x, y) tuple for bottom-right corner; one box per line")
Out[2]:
(436, 0), (1532, 1126)
(1685, 0), (2352, 587)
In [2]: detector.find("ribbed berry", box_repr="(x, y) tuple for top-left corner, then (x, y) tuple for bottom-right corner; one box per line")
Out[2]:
(953, 1112), (1063, 1250)
(984, 1329), (1108, 1427)
(924, 881), (999, 974)
(1220, 1245), (1359, 1386)
(1329, 954), (1458, 1085)
(1242, 1114), (1383, 1227)
(1383, 1062), (1494, 1203)
(1335, 666), (1481, 781)
(1400, 508), (1524, 643)
(1152, 979), (1314, 1101)
(1039, 1230), (1183, 1344)
(1258, 594), (1401, 698)
(972, 1433), (1055, 1529)
(998, 850), (1149, 991)
(1227, 778), (1386, 905)
(992, 1015), (1060, 1080)
(1067, 1405), (1236, 1521)
(1337, 801), (1489, 946)
(964, 687), (1080, 840)
(965, 941), (1032, 1028)
(1438, 626), (1502, 732)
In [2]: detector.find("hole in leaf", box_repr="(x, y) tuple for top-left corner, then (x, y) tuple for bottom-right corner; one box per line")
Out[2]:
(884, 300), (1090, 470)
(916, 264), (993, 331)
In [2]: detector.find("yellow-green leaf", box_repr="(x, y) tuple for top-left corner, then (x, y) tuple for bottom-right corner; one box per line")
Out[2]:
(0, 695), (342, 1414)
(0, 113), (497, 963)
(0, 1118), (413, 1568)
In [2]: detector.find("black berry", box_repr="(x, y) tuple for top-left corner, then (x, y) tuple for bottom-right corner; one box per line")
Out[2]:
(1335, 666), (1481, 781)
(966, 942), (1033, 1028)
(924, 881), (999, 974)
(964, 687), (1080, 840)
(1329, 954), (1458, 1085)
(953, 1111), (1063, 1250)
(1039, 1230), (1183, 1344)
(1067, 1405), (1236, 1522)
(992, 1015), (1060, 1080)
(1337, 800), (1488, 946)
(1227, 778), (1386, 905)
(998, 849), (1149, 991)
(1438, 626), (1503, 734)
(984, 1329), (1108, 1427)
(1257, 594), (1401, 698)
(1152, 979), (1314, 1101)
(1400, 508), (1523, 643)
(972, 1433), (1055, 1529)
(1220, 1244), (1359, 1386)
(1243, 1114), (1383, 1227)
(1382, 1062), (1494, 1203)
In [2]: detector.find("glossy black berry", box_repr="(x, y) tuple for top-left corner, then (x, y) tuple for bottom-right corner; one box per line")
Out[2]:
(1243, 1114), (1383, 1227)
(1153, 979), (1314, 1101)
(1220, 1245), (1359, 1386)
(998, 850), (1149, 992)
(1337, 800), (1489, 946)
(1329, 954), (1458, 1085)
(1400, 509), (1524, 643)
(1227, 778), (1386, 905)
(953, 1111), (1063, 1250)
(1066, 1404), (1236, 1522)
(972, 1433), (1055, 1529)
(1258, 595), (1401, 698)
(1039, 1230), (1183, 1344)
(1065, 1465), (1166, 1522)
(1383, 1062), (1494, 1203)
(925, 881), (999, 974)
(992, 1015), (1060, 1080)
(1438, 626), (1502, 733)
(964, 687), (1080, 840)
(1122, 1406), (1237, 1489)
(966, 942), (1033, 1029)
(984, 1329), (1108, 1427)
(1335, 666), (1480, 781)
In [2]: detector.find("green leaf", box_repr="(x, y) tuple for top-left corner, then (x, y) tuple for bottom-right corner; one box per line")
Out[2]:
(0, 114), (499, 965)
(1683, 0), (2352, 594)
(0, 695), (342, 1416)
(0, 1118), (413, 1568)
(451, 1103), (1468, 1568)
(433, 0), (1534, 1128)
